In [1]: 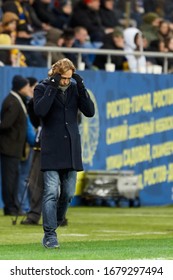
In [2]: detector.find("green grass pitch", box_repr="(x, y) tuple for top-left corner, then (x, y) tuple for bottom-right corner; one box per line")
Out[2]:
(0, 206), (173, 260)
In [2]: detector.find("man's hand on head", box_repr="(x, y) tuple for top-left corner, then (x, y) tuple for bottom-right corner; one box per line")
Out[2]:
(49, 73), (61, 88)
(72, 73), (83, 84)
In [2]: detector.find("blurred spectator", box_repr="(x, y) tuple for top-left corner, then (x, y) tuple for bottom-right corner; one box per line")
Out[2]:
(1, 0), (50, 36)
(158, 20), (173, 41)
(3, 0), (50, 35)
(115, 0), (140, 27)
(139, 12), (162, 45)
(43, 27), (65, 64)
(0, 11), (27, 66)
(93, 27), (125, 70)
(0, 1), (50, 36)
(0, 33), (12, 65)
(143, 0), (157, 13)
(52, 0), (73, 30)
(164, 36), (173, 73)
(1, 0), (47, 66)
(144, 36), (168, 67)
(44, 27), (77, 67)
(32, 0), (61, 29)
(149, 20), (173, 52)
(17, 76), (37, 214)
(123, 27), (147, 72)
(0, 32), (27, 66)
(0, 75), (30, 216)
(0, 11), (19, 35)
(164, 0), (173, 21)
(144, 0), (165, 17)
(69, 0), (105, 44)
(60, 27), (77, 66)
(28, 0), (52, 32)
(11, 47), (27, 66)
(132, 0), (145, 26)
(99, 0), (119, 31)
(73, 26), (95, 69)
(2, 0), (35, 43)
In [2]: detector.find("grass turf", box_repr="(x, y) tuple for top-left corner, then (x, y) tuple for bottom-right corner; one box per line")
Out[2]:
(0, 206), (173, 260)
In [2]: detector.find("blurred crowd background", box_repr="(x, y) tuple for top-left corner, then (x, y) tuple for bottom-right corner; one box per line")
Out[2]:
(0, 0), (173, 72)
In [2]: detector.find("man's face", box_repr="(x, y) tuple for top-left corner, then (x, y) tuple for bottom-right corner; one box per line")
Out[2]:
(59, 69), (73, 87)
(113, 36), (124, 48)
(19, 84), (30, 96)
(76, 29), (88, 44)
(87, 0), (100, 11)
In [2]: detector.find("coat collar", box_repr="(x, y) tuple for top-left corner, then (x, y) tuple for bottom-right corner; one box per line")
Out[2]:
(56, 85), (73, 105)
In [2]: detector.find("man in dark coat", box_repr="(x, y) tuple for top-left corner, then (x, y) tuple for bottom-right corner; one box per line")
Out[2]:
(33, 58), (95, 248)
(0, 75), (30, 215)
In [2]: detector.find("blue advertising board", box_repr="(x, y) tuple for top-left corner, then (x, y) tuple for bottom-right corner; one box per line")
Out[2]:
(1, 67), (173, 207)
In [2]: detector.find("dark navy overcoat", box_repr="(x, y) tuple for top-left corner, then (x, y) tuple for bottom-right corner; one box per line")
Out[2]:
(34, 79), (95, 171)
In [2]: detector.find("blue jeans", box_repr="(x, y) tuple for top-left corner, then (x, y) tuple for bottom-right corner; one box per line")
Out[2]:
(42, 170), (77, 239)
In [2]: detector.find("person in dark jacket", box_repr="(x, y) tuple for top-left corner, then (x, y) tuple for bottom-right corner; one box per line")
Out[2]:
(17, 77), (37, 214)
(69, 0), (105, 43)
(93, 27), (126, 70)
(32, 0), (60, 28)
(0, 75), (30, 216)
(52, 0), (73, 30)
(33, 58), (95, 248)
(99, 0), (119, 30)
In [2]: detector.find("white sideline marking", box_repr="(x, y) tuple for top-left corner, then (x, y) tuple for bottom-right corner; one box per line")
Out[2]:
(114, 213), (173, 217)
(80, 213), (173, 218)
(61, 234), (89, 237)
(121, 231), (169, 236)
(94, 230), (127, 233)
(94, 230), (170, 235)
(62, 231), (170, 238)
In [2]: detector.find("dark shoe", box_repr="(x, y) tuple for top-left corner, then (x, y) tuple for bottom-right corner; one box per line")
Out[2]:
(60, 218), (68, 227)
(20, 218), (38, 225)
(42, 236), (60, 249)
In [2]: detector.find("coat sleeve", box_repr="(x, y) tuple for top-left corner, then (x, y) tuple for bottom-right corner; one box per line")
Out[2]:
(77, 85), (95, 118)
(33, 83), (57, 117)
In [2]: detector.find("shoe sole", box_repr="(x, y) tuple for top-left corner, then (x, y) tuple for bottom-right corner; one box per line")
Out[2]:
(43, 244), (60, 249)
